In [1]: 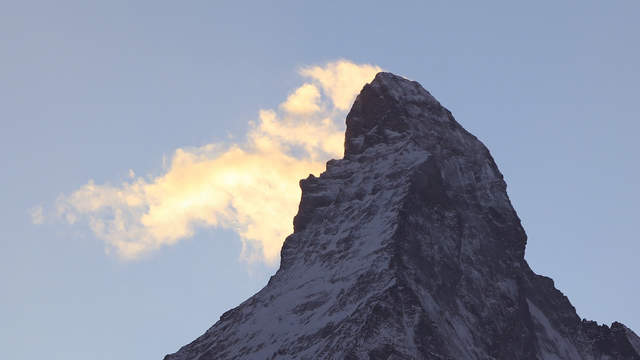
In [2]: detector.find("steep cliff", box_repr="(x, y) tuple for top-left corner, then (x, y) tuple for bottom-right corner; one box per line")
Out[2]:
(165, 72), (640, 360)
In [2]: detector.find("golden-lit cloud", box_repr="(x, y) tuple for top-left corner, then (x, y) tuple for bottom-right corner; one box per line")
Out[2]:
(300, 61), (383, 111)
(281, 83), (321, 115)
(46, 59), (382, 264)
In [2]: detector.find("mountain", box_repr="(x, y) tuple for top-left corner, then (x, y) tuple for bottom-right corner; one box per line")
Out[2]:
(164, 72), (640, 360)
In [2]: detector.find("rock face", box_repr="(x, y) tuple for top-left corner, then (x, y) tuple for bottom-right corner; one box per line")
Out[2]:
(164, 73), (640, 360)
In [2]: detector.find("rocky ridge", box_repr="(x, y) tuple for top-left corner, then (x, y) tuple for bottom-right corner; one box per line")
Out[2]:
(164, 72), (640, 360)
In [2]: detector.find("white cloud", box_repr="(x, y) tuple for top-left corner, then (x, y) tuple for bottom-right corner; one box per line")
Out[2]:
(49, 60), (382, 264)
(30, 205), (44, 225)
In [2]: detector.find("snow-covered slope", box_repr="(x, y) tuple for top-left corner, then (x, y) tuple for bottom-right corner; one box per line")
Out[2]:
(164, 72), (640, 360)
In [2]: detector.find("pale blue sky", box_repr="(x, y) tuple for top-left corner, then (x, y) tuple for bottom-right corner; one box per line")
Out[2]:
(1, 1), (639, 359)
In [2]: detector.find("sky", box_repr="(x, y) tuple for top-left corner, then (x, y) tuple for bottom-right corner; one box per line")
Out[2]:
(1, 1), (639, 359)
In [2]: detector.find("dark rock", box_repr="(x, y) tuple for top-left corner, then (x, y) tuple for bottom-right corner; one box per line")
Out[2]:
(164, 72), (640, 360)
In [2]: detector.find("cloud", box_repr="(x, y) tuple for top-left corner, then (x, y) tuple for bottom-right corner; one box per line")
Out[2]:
(48, 59), (382, 264)
(30, 205), (44, 225)
(281, 83), (321, 115)
(300, 61), (383, 111)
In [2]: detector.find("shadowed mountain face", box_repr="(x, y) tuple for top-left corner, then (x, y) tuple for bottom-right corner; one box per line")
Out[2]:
(165, 73), (640, 360)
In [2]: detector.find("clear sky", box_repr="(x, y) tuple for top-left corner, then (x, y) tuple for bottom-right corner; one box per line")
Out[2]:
(2, 1), (639, 359)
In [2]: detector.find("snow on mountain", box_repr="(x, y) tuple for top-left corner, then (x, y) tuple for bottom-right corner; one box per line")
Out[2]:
(164, 72), (640, 360)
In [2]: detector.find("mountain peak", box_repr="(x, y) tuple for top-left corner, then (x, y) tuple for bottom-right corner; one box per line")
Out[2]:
(344, 71), (451, 157)
(370, 72), (437, 100)
(367, 72), (432, 100)
(165, 74), (640, 360)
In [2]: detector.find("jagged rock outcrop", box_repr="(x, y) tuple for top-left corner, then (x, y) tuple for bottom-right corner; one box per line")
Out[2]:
(164, 72), (640, 360)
